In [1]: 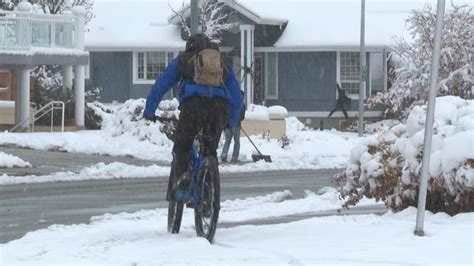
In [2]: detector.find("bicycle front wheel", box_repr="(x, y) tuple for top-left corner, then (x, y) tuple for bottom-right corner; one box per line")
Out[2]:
(194, 156), (220, 243)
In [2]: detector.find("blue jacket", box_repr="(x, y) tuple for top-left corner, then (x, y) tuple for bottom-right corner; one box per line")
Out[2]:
(143, 56), (243, 127)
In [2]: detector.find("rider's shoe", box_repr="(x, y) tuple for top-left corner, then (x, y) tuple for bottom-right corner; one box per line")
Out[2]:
(230, 157), (240, 163)
(174, 172), (191, 201)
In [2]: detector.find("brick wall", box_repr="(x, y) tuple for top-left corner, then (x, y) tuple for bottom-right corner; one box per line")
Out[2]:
(0, 70), (15, 101)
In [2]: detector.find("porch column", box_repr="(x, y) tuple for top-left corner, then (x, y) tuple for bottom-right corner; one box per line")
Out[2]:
(240, 24), (255, 107)
(62, 65), (73, 90)
(72, 6), (86, 127)
(74, 65), (85, 127)
(15, 66), (31, 128)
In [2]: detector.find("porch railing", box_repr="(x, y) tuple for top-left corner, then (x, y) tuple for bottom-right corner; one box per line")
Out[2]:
(0, 10), (76, 50)
(9, 101), (65, 133)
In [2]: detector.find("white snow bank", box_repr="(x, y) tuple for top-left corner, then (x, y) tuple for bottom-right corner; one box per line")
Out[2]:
(1, 189), (472, 265)
(0, 162), (168, 185)
(0, 151), (31, 168)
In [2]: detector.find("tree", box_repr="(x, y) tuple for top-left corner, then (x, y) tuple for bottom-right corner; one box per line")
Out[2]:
(367, 4), (473, 119)
(170, 0), (236, 43)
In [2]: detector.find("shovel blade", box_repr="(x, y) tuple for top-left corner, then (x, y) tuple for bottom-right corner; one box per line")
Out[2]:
(251, 154), (272, 163)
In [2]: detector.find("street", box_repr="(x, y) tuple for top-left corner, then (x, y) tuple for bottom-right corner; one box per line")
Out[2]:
(0, 168), (346, 243)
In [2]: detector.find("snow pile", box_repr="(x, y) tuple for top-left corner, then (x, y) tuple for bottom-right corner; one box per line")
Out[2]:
(0, 162), (169, 185)
(0, 151), (31, 168)
(335, 96), (474, 214)
(244, 104), (288, 120)
(245, 104), (270, 120)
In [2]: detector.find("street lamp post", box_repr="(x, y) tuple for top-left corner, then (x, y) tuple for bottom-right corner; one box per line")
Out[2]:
(358, 0), (366, 137)
(414, 0), (446, 236)
(190, 0), (199, 35)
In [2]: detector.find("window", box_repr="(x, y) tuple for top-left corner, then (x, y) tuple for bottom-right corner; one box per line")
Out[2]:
(370, 52), (384, 95)
(338, 51), (387, 97)
(264, 52), (278, 99)
(134, 52), (174, 84)
(339, 52), (360, 96)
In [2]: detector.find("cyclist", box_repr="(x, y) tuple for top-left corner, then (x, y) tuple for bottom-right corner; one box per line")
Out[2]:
(143, 33), (243, 202)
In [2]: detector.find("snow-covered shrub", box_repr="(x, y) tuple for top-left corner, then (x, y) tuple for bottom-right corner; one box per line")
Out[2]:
(333, 96), (474, 215)
(87, 98), (179, 145)
(368, 4), (473, 118)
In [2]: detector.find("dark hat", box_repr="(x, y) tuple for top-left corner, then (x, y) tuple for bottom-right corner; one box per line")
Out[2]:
(186, 33), (211, 53)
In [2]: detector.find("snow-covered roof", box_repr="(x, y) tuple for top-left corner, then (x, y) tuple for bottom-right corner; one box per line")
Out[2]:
(240, 0), (471, 50)
(86, 0), (473, 51)
(168, 0), (288, 26)
(85, 0), (186, 51)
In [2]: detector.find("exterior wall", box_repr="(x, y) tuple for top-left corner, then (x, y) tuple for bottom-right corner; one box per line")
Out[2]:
(0, 70), (15, 101)
(87, 52), (131, 103)
(266, 52), (337, 112)
(87, 51), (174, 103)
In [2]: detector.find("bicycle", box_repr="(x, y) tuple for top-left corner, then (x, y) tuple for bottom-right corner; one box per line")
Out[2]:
(156, 116), (220, 243)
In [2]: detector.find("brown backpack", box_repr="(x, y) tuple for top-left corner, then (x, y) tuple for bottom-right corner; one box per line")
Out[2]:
(192, 49), (224, 87)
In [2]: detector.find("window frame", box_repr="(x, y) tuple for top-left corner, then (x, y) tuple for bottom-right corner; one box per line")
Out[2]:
(132, 51), (174, 85)
(337, 51), (388, 100)
(337, 51), (361, 99)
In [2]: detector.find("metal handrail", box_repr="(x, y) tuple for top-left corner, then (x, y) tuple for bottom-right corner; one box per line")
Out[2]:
(9, 101), (65, 133)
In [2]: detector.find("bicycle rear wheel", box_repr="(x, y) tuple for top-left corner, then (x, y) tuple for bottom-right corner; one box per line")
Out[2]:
(194, 156), (220, 243)
(168, 200), (184, 233)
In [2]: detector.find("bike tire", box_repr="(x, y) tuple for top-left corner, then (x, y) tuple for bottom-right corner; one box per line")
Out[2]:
(194, 156), (220, 243)
(168, 200), (184, 234)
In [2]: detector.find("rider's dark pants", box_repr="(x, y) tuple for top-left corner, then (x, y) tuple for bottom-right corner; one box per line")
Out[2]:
(166, 96), (229, 201)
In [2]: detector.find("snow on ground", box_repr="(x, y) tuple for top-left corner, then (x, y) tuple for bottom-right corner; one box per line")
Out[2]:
(1, 189), (472, 265)
(0, 116), (361, 184)
(0, 151), (31, 168)
(0, 162), (169, 185)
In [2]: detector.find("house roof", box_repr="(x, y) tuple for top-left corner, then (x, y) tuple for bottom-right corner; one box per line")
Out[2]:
(85, 0), (472, 51)
(168, 0), (288, 26)
(239, 0), (468, 50)
(86, 0), (186, 51)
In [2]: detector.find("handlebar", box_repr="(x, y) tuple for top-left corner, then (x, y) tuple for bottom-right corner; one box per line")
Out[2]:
(156, 116), (178, 123)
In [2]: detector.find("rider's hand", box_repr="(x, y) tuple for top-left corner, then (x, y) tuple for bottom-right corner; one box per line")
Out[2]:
(143, 113), (156, 122)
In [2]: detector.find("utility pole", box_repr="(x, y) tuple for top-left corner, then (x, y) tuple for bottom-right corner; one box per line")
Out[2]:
(358, 0), (366, 137)
(190, 0), (199, 35)
(415, 0), (445, 236)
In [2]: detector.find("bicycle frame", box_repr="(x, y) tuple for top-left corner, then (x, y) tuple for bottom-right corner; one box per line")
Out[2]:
(188, 137), (204, 209)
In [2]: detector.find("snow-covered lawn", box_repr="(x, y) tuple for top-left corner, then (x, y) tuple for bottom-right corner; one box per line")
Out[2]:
(0, 117), (361, 184)
(1, 189), (472, 265)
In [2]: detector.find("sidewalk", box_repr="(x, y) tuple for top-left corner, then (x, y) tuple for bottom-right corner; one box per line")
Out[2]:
(1, 146), (165, 176)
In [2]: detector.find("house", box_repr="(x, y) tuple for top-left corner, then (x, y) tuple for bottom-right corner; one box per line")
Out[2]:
(84, 0), (437, 128)
(0, 2), (88, 130)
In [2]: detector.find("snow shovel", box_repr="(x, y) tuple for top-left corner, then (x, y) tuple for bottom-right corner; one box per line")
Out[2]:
(241, 127), (272, 163)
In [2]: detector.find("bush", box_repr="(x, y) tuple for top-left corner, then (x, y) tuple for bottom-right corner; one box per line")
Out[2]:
(333, 96), (474, 215)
